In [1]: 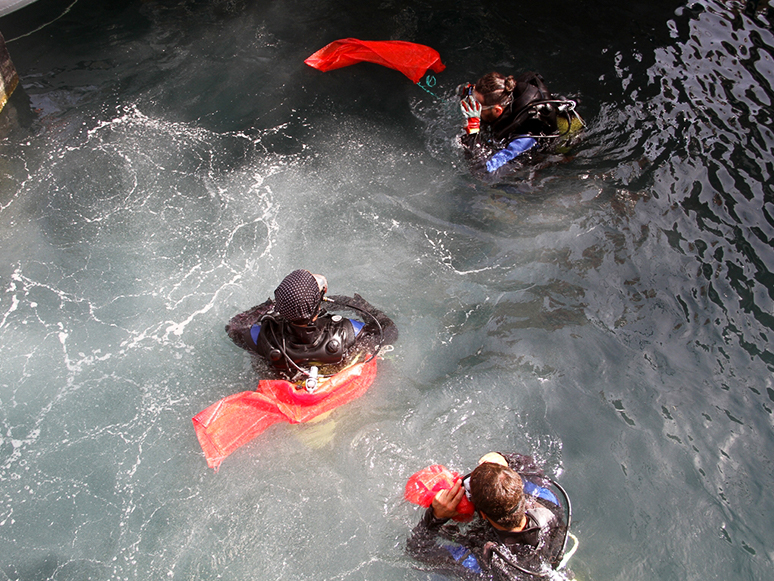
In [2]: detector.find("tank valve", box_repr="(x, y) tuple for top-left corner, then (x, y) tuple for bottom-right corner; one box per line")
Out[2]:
(305, 366), (319, 392)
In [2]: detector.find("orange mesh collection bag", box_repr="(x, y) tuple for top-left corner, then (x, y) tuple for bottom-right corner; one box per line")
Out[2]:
(305, 38), (445, 83)
(405, 464), (476, 520)
(193, 358), (377, 470)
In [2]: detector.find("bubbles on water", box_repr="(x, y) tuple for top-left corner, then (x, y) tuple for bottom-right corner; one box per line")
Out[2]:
(3, 0), (774, 579)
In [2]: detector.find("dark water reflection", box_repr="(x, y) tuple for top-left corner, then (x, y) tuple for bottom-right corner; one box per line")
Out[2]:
(1, 0), (773, 580)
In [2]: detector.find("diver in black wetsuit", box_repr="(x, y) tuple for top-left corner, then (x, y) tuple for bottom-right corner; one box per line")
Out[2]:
(407, 452), (576, 581)
(459, 71), (584, 174)
(225, 269), (397, 381)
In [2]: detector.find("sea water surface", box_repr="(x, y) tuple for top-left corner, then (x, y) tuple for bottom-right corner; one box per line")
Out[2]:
(1, 0), (773, 580)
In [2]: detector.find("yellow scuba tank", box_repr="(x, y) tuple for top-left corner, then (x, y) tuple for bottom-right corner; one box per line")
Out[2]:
(554, 111), (585, 154)
(556, 112), (585, 136)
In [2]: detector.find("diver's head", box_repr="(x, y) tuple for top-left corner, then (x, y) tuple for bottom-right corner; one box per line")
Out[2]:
(274, 269), (327, 325)
(472, 72), (516, 123)
(469, 461), (526, 530)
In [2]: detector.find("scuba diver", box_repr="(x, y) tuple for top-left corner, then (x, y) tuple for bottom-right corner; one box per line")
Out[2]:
(407, 452), (578, 580)
(225, 269), (397, 382)
(459, 71), (585, 174)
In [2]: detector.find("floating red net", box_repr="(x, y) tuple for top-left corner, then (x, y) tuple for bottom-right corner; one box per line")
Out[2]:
(193, 358), (377, 470)
(405, 464), (475, 520)
(305, 38), (445, 84)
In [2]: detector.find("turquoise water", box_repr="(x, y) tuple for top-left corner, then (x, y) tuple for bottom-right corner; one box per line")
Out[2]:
(1, 0), (773, 579)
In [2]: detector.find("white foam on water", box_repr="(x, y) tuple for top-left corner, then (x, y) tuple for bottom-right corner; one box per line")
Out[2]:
(2, 1), (774, 580)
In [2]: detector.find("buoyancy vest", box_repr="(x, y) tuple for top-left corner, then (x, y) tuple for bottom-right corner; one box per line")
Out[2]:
(442, 480), (566, 579)
(250, 313), (365, 372)
(484, 500), (569, 580)
(495, 505), (555, 549)
(490, 72), (557, 141)
(441, 504), (561, 580)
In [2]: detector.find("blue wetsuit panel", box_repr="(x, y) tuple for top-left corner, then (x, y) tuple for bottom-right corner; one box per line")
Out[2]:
(444, 545), (483, 574)
(250, 323), (261, 346)
(486, 136), (538, 173)
(350, 319), (365, 336)
(523, 480), (559, 505)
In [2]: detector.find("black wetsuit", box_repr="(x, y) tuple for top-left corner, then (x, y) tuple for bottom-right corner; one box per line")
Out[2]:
(406, 453), (570, 581)
(225, 293), (397, 379)
(461, 72), (574, 173)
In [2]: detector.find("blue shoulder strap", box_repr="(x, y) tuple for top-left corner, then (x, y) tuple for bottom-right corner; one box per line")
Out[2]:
(250, 323), (262, 345)
(523, 480), (559, 505)
(350, 318), (365, 336)
(444, 544), (483, 574)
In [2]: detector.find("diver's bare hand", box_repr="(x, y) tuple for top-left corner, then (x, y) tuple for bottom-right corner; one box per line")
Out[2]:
(431, 479), (465, 520)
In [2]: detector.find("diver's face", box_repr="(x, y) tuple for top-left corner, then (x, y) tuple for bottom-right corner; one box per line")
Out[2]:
(473, 90), (504, 123)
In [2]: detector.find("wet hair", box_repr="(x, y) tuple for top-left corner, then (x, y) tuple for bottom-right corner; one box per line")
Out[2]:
(474, 72), (517, 107)
(469, 462), (525, 529)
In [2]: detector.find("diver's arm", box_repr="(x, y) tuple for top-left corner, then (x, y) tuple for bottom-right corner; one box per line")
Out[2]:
(225, 298), (275, 352)
(459, 130), (486, 151)
(407, 480), (463, 551)
(485, 137), (537, 173)
(406, 508), (454, 562)
(327, 293), (398, 344)
(406, 507), (483, 579)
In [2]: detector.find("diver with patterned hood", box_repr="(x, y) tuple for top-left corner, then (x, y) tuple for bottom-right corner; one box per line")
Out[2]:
(225, 269), (397, 382)
(459, 71), (585, 174)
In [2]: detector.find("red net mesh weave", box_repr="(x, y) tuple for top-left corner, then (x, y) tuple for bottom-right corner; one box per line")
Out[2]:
(193, 358), (377, 470)
(405, 464), (475, 519)
(305, 38), (445, 84)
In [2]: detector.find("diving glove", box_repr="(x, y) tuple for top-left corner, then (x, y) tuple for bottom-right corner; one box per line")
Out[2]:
(460, 95), (482, 134)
